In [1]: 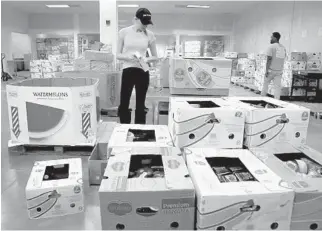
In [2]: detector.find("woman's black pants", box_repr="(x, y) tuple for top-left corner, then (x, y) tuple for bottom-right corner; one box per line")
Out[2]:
(118, 67), (149, 124)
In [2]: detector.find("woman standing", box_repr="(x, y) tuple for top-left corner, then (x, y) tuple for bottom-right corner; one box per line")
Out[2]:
(117, 8), (159, 124)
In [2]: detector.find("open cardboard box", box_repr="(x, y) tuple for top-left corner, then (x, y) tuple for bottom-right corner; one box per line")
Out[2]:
(169, 97), (245, 149)
(99, 147), (195, 230)
(250, 144), (322, 230)
(25, 158), (84, 219)
(223, 96), (310, 150)
(6, 78), (99, 146)
(185, 148), (294, 230)
(108, 125), (174, 151)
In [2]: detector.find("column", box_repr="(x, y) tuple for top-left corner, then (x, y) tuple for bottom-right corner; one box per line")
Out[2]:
(99, 0), (118, 56)
(73, 14), (80, 59)
(175, 34), (180, 57)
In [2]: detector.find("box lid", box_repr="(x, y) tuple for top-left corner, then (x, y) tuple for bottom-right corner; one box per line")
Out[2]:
(26, 158), (82, 190)
(100, 148), (193, 192)
(185, 148), (293, 196)
(250, 144), (322, 192)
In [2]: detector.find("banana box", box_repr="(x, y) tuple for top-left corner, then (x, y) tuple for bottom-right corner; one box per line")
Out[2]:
(25, 158), (84, 219)
(108, 124), (174, 151)
(222, 97), (310, 149)
(292, 61), (307, 71)
(169, 57), (232, 96)
(169, 97), (245, 149)
(307, 52), (322, 61)
(99, 148), (195, 230)
(250, 144), (322, 230)
(291, 52), (307, 61)
(185, 148), (294, 230)
(307, 60), (322, 71)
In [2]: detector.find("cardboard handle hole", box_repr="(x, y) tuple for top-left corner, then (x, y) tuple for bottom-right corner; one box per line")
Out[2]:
(36, 207), (41, 212)
(260, 134), (266, 139)
(228, 134), (235, 139)
(271, 222), (279, 230)
(310, 223), (318, 230)
(189, 134), (195, 140)
(216, 226), (225, 230)
(295, 132), (301, 138)
(116, 224), (125, 230)
(170, 222), (179, 229)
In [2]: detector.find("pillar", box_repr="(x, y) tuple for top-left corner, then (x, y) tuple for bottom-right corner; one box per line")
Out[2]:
(73, 14), (80, 59)
(99, 0), (118, 57)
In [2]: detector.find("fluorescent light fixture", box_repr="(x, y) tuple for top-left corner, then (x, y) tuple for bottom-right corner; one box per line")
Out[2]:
(118, 4), (139, 8)
(186, 5), (210, 9)
(46, 5), (70, 8)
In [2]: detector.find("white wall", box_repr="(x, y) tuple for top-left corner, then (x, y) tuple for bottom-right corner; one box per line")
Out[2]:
(234, 1), (322, 53)
(1, 5), (29, 68)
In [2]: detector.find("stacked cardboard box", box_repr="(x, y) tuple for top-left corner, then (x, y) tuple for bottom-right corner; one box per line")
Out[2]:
(254, 54), (268, 90)
(30, 60), (57, 79)
(291, 52), (307, 71)
(307, 52), (322, 71)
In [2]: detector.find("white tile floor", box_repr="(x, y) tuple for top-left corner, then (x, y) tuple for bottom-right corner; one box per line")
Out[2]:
(1, 83), (322, 230)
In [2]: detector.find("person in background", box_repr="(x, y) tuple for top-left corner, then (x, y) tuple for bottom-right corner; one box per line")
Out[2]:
(116, 8), (159, 124)
(261, 32), (286, 100)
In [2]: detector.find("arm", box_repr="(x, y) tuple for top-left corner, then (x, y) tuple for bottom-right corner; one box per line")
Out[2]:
(266, 56), (273, 74)
(146, 40), (159, 63)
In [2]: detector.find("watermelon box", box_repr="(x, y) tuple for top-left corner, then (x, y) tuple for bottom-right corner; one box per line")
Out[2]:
(6, 78), (99, 146)
(25, 158), (84, 219)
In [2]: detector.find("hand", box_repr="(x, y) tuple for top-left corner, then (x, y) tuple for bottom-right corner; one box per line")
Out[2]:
(127, 54), (140, 64)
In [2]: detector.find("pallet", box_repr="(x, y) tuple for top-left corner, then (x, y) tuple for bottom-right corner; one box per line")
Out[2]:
(9, 143), (94, 156)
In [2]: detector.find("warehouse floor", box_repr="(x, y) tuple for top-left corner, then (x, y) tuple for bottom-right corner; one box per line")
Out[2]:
(1, 83), (322, 230)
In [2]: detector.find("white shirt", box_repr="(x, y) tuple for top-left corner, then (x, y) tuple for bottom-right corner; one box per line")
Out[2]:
(266, 43), (286, 71)
(119, 25), (156, 69)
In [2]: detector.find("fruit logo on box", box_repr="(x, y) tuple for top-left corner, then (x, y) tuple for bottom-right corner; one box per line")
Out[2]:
(108, 201), (132, 216)
(196, 71), (212, 87)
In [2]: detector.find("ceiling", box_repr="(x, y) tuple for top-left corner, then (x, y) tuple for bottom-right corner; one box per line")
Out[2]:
(1, 1), (257, 15)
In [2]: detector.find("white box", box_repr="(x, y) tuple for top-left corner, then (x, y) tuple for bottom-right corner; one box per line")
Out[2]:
(185, 148), (294, 230)
(169, 97), (245, 148)
(223, 97), (310, 149)
(108, 124), (174, 150)
(307, 60), (322, 71)
(25, 158), (84, 219)
(99, 148), (195, 230)
(6, 78), (99, 146)
(169, 57), (232, 96)
(292, 61), (307, 71)
(73, 60), (91, 71)
(90, 61), (113, 72)
(250, 144), (322, 230)
(307, 52), (322, 61)
(224, 52), (238, 59)
(84, 50), (114, 62)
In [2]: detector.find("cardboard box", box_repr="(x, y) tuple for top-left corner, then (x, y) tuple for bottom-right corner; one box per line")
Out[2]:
(152, 101), (169, 125)
(292, 61), (307, 71)
(307, 52), (322, 61)
(224, 52), (238, 59)
(73, 60), (91, 71)
(90, 61), (113, 72)
(25, 158), (84, 219)
(88, 122), (118, 185)
(61, 71), (122, 110)
(99, 148), (195, 230)
(84, 50), (114, 62)
(291, 52), (307, 61)
(31, 73), (43, 79)
(222, 97), (310, 149)
(169, 97), (245, 149)
(307, 60), (322, 71)
(108, 124), (174, 150)
(6, 78), (99, 146)
(250, 144), (322, 230)
(169, 57), (232, 96)
(185, 148), (294, 230)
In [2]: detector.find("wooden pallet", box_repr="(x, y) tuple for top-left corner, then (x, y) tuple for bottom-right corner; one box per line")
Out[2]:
(9, 144), (94, 156)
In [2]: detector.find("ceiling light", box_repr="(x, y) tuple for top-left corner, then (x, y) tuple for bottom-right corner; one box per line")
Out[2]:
(46, 5), (70, 8)
(118, 4), (139, 8)
(186, 5), (210, 9)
